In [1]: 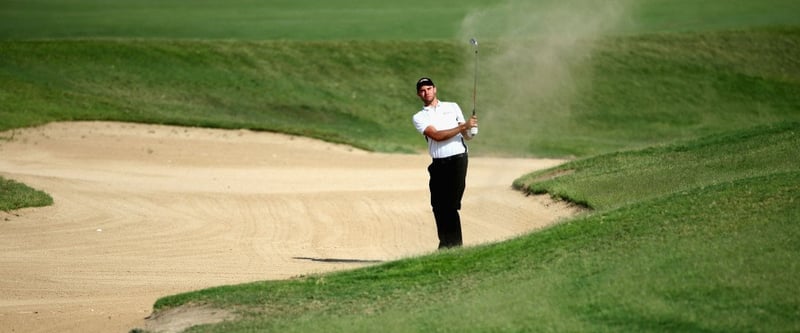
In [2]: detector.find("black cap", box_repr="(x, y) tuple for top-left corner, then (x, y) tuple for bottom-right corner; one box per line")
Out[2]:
(416, 77), (434, 90)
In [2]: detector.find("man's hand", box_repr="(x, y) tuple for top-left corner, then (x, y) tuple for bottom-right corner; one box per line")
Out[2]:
(463, 115), (478, 139)
(466, 115), (478, 129)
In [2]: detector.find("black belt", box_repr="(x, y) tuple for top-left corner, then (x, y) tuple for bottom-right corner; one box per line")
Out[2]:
(432, 152), (467, 163)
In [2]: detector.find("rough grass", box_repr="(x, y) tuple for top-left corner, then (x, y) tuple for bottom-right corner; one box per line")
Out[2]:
(0, 176), (53, 211)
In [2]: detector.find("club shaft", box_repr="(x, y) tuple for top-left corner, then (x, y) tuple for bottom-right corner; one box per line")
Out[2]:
(472, 48), (478, 116)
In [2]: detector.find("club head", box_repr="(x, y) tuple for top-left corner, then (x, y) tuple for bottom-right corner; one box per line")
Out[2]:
(469, 38), (478, 47)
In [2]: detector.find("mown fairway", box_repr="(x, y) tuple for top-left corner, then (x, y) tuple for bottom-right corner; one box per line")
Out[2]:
(2, 0), (799, 332)
(3, 0), (800, 40)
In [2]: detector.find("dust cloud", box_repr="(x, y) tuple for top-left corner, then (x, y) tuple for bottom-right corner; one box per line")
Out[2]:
(458, 0), (632, 156)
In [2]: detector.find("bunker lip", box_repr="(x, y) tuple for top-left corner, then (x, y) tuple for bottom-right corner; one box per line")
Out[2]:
(0, 121), (582, 333)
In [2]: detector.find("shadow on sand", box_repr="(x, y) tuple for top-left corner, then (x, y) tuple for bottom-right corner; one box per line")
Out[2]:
(292, 256), (384, 264)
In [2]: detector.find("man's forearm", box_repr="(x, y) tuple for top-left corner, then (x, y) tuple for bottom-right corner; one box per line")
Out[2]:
(426, 123), (468, 142)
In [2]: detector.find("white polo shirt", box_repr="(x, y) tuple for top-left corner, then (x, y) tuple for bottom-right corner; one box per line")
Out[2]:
(412, 101), (468, 159)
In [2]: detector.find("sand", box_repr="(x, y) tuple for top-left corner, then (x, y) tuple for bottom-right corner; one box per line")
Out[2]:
(0, 121), (580, 332)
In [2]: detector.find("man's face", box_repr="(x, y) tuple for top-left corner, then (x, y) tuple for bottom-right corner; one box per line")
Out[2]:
(417, 85), (436, 105)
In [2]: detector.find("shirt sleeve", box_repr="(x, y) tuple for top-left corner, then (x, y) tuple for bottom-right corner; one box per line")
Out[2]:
(412, 112), (429, 135)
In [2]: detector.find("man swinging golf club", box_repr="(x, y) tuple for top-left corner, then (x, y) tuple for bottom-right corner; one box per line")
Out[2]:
(412, 38), (481, 249)
(412, 76), (478, 249)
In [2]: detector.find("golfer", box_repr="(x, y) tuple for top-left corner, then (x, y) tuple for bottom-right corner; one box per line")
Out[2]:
(412, 77), (478, 249)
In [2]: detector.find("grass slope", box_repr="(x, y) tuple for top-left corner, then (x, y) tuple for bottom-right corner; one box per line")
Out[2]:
(147, 123), (800, 332)
(2, 27), (799, 156)
(479, 27), (800, 156)
(515, 122), (800, 209)
(0, 39), (440, 152)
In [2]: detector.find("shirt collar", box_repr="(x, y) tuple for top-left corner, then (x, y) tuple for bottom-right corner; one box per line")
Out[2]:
(422, 99), (440, 111)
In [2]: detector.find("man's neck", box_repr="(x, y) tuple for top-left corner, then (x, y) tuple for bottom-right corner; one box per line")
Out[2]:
(424, 99), (439, 108)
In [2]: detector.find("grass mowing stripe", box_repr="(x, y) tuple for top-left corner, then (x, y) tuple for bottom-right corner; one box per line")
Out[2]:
(0, 0), (492, 40)
(3, 0), (800, 40)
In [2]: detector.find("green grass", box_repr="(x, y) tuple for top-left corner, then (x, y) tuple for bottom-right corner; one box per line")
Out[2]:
(0, 176), (53, 211)
(2, 27), (799, 156)
(0, 0), (495, 40)
(477, 26), (800, 156)
(0, 39), (442, 152)
(2, 0), (800, 40)
(629, 0), (800, 33)
(514, 122), (800, 209)
(148, 123), (800, 332)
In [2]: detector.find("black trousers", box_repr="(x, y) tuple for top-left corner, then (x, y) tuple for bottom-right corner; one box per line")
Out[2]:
(427, 153), (468, 249)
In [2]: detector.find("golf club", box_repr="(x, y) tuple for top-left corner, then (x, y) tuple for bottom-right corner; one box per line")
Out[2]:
(469, 38), (479, 136)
